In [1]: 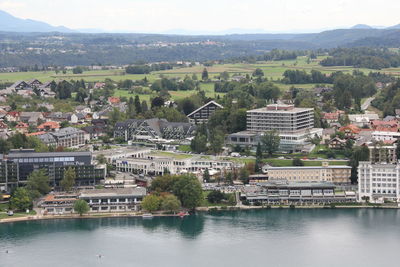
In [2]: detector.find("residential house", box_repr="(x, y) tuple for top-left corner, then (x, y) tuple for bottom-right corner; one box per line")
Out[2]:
(339, 124), (361, 139)
(187, 101), (223, 124)
(82, 125), (106, 140)
(108, 97), (121, 105)
(20, 112), (44, 126)
(328, 136), (347, 149)
(75, 105), (91, 114)
(37, 121), (61, 132)
(5, 111), (20, 122)
(15, 122), (29, 134)
(348, 113), (379, 128)
(321, 128), (335, 144)
(0, 121), (9, 132)
(370, 120), (398, 132)
(38, 127), (87, 148)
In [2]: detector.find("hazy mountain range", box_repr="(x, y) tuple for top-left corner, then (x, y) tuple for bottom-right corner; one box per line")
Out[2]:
(0, 9), (399, 35)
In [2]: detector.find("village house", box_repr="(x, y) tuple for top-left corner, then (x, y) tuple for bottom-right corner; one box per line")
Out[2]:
(37, 121), (61, 132)
(5, 111), (20, 122)
(328, 136), (347, 149)
(15, 122), (29, 134)
(187, 100), (223, 124)
(339, 124), (361, 139)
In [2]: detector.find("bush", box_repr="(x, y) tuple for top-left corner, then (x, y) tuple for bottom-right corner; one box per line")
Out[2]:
(207, 190), (226, 204)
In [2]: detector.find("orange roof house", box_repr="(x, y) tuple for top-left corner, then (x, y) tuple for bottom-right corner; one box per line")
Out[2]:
(339, 124), (361, 138)
(37, 121), (60, 132)
(16, 122), (29, 133)
(108, 97), (120, 105)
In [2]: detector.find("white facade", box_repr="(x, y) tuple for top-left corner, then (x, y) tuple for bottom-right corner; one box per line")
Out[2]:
(372, 131), (400, 141)
(115, 156), (239, 176)
(358, 161), (400, 203)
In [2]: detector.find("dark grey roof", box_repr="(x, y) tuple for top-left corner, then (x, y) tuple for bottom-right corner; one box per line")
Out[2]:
(7, 150), (91, 158)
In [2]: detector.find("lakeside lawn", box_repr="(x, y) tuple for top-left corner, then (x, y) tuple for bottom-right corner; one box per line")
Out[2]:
(0, 203), (36, 220)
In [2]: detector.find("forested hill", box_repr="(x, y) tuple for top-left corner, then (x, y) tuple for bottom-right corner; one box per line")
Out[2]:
(0, 28), (400, 67)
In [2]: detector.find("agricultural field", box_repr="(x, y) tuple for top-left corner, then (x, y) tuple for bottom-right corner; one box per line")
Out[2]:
(1, 57), (400, 104)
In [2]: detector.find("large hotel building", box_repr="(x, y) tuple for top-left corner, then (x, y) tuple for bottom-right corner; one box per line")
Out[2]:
(227, 104), (322, 152)
(0, 149), (106, 191)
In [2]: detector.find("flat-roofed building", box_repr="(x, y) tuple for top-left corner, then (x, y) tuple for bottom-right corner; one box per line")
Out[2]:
(80, 187), (146, 212)
(358, 161), (400, 203)
(227, 104), (322, 152)
(264, 162), (351, 184)
(246, 104), (314, 133)
(0, 149), (105, 191)
(241, 180), (356, 205)
(40, 187), (147, 214)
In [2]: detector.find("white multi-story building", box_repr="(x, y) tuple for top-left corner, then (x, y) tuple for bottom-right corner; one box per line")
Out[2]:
(246, 104), (314, 132)
(115, 155), (240, 176)
(358, 161), (400, 203)
(227, 104), (322, 152)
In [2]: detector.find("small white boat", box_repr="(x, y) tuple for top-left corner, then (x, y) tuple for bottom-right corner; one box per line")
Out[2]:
(142, 213), (153, 219)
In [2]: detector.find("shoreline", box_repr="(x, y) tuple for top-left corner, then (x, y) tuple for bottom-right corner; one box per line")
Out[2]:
(1, 204), (399, 224)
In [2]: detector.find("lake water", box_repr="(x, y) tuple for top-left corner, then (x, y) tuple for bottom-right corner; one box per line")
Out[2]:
(1, 209), (400, 267)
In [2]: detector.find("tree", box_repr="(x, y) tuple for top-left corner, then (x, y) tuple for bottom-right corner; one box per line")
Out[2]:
(203, 168), (210, 183)
(74, 199), (89, 215)
(72, 66), (83, 74)
(207, 190), (226, 204)
(96, 154), (107, 164)
(202, 68), (209, 81)
(26, 169), (50, 199)
(173, 174), (203, 209)
(239, 167), (250, 184)
(349, 146), (370, 184)
(190, 134), (208, 153)
(10, 187), (32, 211)
(292, 158), (304, 166)
(142, 194), (161, 212)
(134, 95), (142, 113)
(252, 68), (264, 77)
(141, 100), (148, 113)
(209, 129), (225, 155)
(60, 167), (76, 192)
(261, 130), (281, 156)
(161, 194), (181, 213)
(151, 96), (164, 109)
(220, 71), (230, 81)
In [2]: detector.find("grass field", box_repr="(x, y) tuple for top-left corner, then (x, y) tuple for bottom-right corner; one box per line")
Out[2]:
(2, 57), (399, 103)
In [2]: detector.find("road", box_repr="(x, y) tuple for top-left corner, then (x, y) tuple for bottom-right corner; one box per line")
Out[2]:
(361, 97), (375, 111)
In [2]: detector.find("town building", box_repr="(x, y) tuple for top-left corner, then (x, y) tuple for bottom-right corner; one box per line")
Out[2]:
(358, 161), (399, 203)
(227, 104), (322, 152)
(114, 118), (196, 142)
(263, 162), (351, 184)
(37, 127), (86, 148)
(0, 149), (106, 191)
(40, 187), (146, 214)
(241, 180), (356, 205)
(114, 152), (241, 176)
(187, 101), (223, 124)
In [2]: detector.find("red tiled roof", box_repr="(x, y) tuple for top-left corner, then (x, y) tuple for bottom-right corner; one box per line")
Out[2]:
(7, 111), (20, 117)
(108, 97), (120, 104)
(26, 131), (46, 136)
(339, 124), (361, 134)
(16, 122), (28, 128)
(37, 121), (60, 129)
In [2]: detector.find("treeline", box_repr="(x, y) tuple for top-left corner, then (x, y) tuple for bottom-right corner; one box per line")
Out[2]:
(320, 47), (400, 69)
(125, 63), (174, 74)
(330, 72), (376, 110)
(282, 70), (334, 84)
(372, 79), (400, 116)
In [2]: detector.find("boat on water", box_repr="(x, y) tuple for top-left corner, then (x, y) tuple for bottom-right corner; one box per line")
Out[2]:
(178, 212), (189, 218)
(142, 213), (154, 219)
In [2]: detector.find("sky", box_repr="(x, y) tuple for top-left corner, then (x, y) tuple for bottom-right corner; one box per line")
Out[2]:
(0, 0), (399, 33)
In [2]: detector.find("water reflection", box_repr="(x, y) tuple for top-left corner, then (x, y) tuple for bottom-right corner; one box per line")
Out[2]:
(0, 214), (206, 242)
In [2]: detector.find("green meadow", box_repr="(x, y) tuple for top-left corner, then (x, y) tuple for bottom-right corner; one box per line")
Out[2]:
(1, 57), (399, 103)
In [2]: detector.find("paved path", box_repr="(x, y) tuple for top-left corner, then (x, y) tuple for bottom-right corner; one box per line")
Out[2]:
(361, 97), (375, 111)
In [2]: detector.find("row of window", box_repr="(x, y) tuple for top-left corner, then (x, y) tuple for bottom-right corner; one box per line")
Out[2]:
(14, 157), (76, 163)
